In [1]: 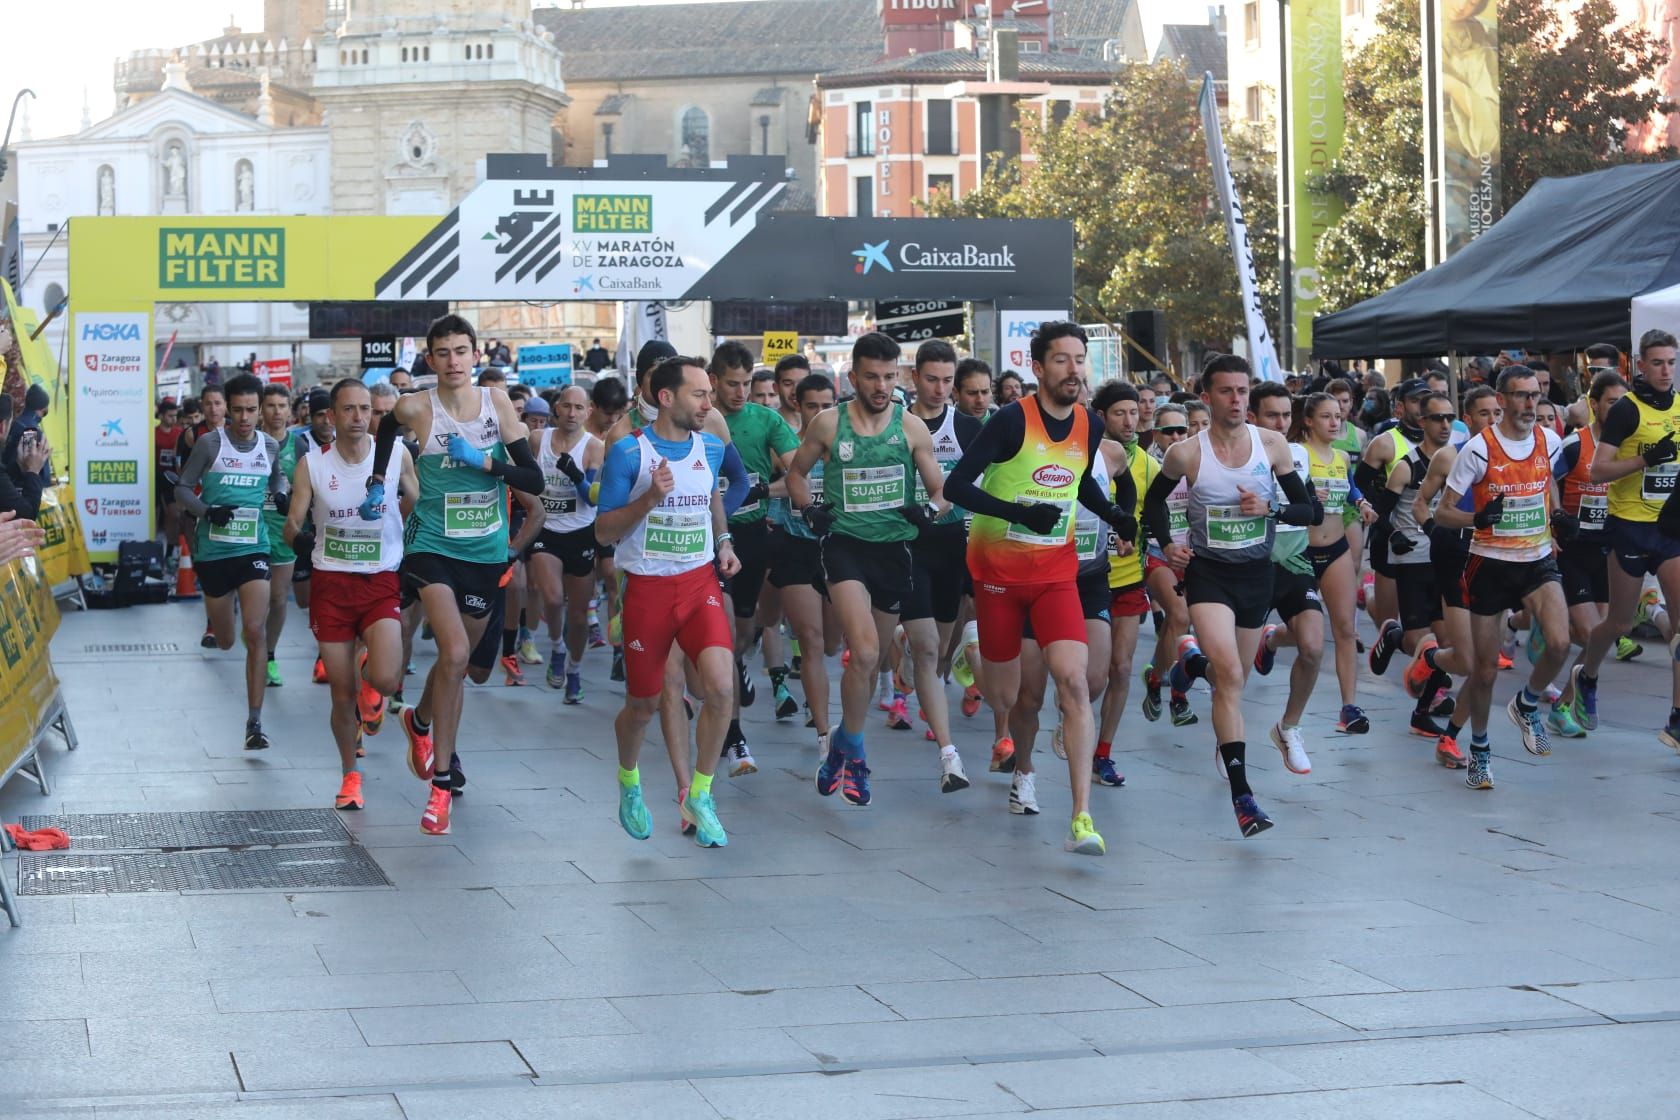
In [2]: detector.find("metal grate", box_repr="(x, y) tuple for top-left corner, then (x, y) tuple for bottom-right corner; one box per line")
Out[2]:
(18, 810), (353, 851)
(18, 845), (391, 895)
(82, 642), (180, 655)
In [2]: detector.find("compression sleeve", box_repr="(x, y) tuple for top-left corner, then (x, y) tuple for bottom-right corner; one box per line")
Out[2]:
(1367, 486), (1401, 518)
(942, 404), (1032, 523)
(486, 437), (545, 495)
(1143, 469), (1180, 549)
(595, 438), (641, 514)
(720, 442), (750, 518)
(174, 428), (221, 517)
(1555, 437), (1581, 482)
(1276, 470), (1322, 526)
(1352, 457), (1383, 498)
(371, 411), (401, 481)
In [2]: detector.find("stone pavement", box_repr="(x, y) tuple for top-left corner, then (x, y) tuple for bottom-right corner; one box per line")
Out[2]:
(3, 599), (1679, 1119)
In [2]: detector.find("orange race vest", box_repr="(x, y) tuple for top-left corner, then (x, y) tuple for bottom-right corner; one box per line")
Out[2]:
(1471, 429), (1552, 558)
(1559, 426), (1608, 533)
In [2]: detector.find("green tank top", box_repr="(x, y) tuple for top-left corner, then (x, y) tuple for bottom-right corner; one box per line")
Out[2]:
(196, 430), (273, 562)
(263, 431), (300, 564)
(826, 402), (916, 543)
(405, 388), (510, 564)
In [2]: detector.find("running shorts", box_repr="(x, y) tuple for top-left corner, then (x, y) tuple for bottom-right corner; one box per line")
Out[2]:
(1109, 582), (1150, 619)
(1304, 536), (1350, 582)
(1558, 537), (1611, 608)
(1461, 553), (1562, 617)
(1393, 562), (1442, 631)
(621, 565), (733, 698)
(768, 533), (825, 594)
(821, 533), (912, 615)
(1184, 555), (1273, 630)
(526, 524), (598, 578)
(400, 551), (508, 620)
(904, 526), (967, 624)
(196, 553), (270, 599)
(1269, 564), (1321, 621)
(310, 569), (401, 643)
(1368, 523), (1396, 579)
(974, 579), (1085, 661)
(723, 518), (771, 620)
(1431, 526), (1471, 611)
(1608, 516), (1680, 579)
(1077, 567), (1111, 622)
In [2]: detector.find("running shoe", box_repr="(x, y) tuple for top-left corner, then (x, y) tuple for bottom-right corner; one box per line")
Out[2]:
(682, 788), (728, 847)
(1233, 794), (1273, 837)
(356, 650), (384, 735)
(1525, 623), (1547, 665)
(885, 695), (912, 731)
(1435, 733), (1466, 769)
(588, 621), (607, 649)
(617, 781), (652, 840)
(401, 707), (435, 780)
(1409, 711), (1445, 738)
(312, 657), (327, 684)
(1497, 649), (1514, 670)
(1092, 756), (1126, 787)
(546, 649), (566, 689)
(1269, 722), (1311, 774)
(1008, 770), (1039, 815)
(939, 749), (970, 793)
(1404, 638), (1438, 698)
(1466, 751), (1493, 790)
(1635, 587), (1662, 629)
(564, 671), (584, 705)
(387, 692), (405, 716)
(517, 633), (542, 665)
(1169, 695), (1198, 726)
(610, 647), (625, 682)
(355, 728), (365, 759)
(1615, 635), (1644, 662)
(499, 654), (525, 686)
(201, 625), (217, 649)
(1500, 628), (1519, 667)
(952, 652), (974, 690)
(1507, 694), (1550, 756)
(677, 786), (695, 835)
(1168, 635), (1202, 696)
(727, 738), (758, 778)
(1369, 619), (1404, 676)
(840, 757), (872, 807)
(266, 660), (283, 687)
(738, 659), (757, 707)
(774, 681), (799, 721)
(1547, 703), (1586, 739)
(961, 684), (982, 719)
(1065, 812), (1105, 856)
(1051, 722), (1067, 760)
(1337, 704), (1370, 734)
(816, 741), (847, 796)
(1141, 665), (1163, 722)
(1661, 716), (1680, 755)
(1430, 689), (1456, 718)
(334, 771), (364, 811)
(243, 724), (271, 752)
(1569, 663), (1598, 731)
(989, 735), (1017, 773)
(1541, 684), (1561, 704)
(420, 784), (452, 835)
(445, 753), (466, 796)
(1357, 570), (1372, 610)
(1253, 624), (1278, 676)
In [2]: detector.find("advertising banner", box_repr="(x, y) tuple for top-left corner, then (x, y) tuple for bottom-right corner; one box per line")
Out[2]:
(1430, 0), (1501, 259)
(998, 310), (1069, 379)
(1290, 0), (1344, 353)
(70, 310), (152, 561)
(517, 344), (574, 389)
(0, 555), (63, 789)
(254, 358), (292, 387)
(1, 280), (69, 460)
(36, 484), (91, 587)
(1198, 75), (1282, 382)
(360, 336), (397, 368)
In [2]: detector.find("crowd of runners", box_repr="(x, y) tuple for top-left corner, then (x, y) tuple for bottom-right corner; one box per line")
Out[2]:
(153, 314), (1680, 855)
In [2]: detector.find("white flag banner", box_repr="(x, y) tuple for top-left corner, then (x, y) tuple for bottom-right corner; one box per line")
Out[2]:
(614, 300), (669, 373)
(1199, 74), (1282, 382)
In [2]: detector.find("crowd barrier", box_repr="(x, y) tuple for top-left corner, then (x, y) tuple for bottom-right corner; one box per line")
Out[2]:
(35, 483), (93, 609)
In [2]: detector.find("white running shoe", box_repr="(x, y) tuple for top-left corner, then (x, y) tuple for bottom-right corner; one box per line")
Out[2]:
(1008, 771), (1039, 815)
(1051, 722), (1067, 760)
(815, 730), (830, 754)
(728, 740), (758, 777)
(1269, 722), (1312, 775)
(939, 748), (969, 793)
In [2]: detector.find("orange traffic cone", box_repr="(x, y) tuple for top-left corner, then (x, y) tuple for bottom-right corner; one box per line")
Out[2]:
(173, 532), (201, 599)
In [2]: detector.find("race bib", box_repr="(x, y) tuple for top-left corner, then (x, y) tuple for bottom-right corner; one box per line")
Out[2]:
(913, 457), (959, 505)
(841, 465), (905, 513)
(443, 490), (502, 539)
(1579, 493), (1608, 530)
(1642, 462), (1679, 501)
(736, 471), (762, 516)
(1493, 492), (1546, 538)
(1006, 500), (1073, 546)
(323, 524), (383, 568)
(644, 509), (709, 561)
(1315, 476), (1350, 514)
(1167, 496), (1190, 542)
(208, 507), (261, 545)
(1204, 504), (1267, 550)
(1074, 524), (1104, 561)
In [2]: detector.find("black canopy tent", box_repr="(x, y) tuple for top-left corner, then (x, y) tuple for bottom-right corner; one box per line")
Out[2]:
(1311, 161), (1680, 359)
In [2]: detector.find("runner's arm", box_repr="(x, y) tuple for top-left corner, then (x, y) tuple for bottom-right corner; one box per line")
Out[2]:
(509, 488), (543, 554)
(784, 410), (834, 510)
(173, 429), (219, 517)
(1554, 436), (1580, 482)
(942, 404), (1040, 523)
(1263, 431), (1322, 526)
(369, 411), (402, 486)
(482, 437), (545, 495)
(904, 413), (945, 507)
(266, 434), (290, 509)
(282, 455), (312, 546)
(593, 439), (651, 544)
(719, 441), (750, 517)
(397, 446), (419, 520)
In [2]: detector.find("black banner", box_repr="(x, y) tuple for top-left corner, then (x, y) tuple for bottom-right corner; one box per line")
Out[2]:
(876, 299), (965, 342)
(360, 336), (397, 368)
(309, 301), (447, 340)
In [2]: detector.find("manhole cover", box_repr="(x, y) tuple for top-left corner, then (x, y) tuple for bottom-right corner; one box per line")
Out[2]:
(18, 809), (352, 850)
(18, 846), (392, 894)
(83, 642), (180, 655)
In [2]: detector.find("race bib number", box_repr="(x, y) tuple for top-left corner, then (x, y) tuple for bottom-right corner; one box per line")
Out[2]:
(323, 524), (384, 568)
(1315, 476), (1349, 515)
(644, 509), (709, 561)
(443, 490), (502, 539)
(1493, 492), (1546, 538)
(913, 457), (959, 505)
(841, 465), (905, 513)
(208, 507), (261, 545)
(736, 471), (762, 516)
(1642, 462), (1678, 501)
(1204, 504), (1267, 550)
(1579, 493), (1608, 530)
(1167, 496), (1190, 543)
(1006, 501), (1073, 546)
(1075, 524), (1104, 561)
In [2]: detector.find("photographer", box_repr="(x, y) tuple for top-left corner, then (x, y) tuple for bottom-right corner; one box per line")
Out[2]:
(0, 392), (46, 520)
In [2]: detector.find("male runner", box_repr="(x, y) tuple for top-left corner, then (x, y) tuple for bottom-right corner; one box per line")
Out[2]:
(1146, 354), (1322, 837)
(1138, 403), (1194, 724)
(785, 332), (948, 809)
(1354, 381), (1427, 631)
(1094, 382), (1156, 786)
(527, 385), (602, 701)
(285, 379), (417, 811)
(180, 386), (226, 648)
(955, 358), (994, 420)
(1553, 371), (1626, 682)
(587, 376), (629, 675)
(943, 322), (1136, 855)
(772, 354), (809, 433)
(366, 314), (547, 835)
(174, 373), (289, 752)
(259, 384), (304, 687)
(596, 356), (739, 847)
(154, 399), (183, 562)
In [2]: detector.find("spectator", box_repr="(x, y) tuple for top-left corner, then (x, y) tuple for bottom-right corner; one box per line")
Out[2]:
(0, 392), (45, 520)
(995, 370), (1024, 405)
(4, 384), (54, 486)
(388, 367), (414, 391)
(584, 338), (611, 373)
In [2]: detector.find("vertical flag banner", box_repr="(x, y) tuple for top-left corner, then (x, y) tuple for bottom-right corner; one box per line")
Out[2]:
(1290, 0), (1344, 352)
(70, 310), (153, 561)
(1431, 0), (1501, 258)
(1199, 74), (1281, 382)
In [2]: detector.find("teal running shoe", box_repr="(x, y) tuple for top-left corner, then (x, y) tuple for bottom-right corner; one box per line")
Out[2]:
(682, 788), (728, 848)
(618, 781), (652, 840)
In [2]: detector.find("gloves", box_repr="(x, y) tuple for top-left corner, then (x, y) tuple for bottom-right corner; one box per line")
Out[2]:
(742, 480), (771, 508)
(556, 451), (586, 487)
(446, 434), (488, 471)
(1421, 516), (1437, 537)
(1012, 502), (1063, 536)
(271, 489), (290, 513)
(1550, 509), (1579, 543)
(1472, 494), (1505, 530)
(205, 504), (237, 527)
(801, 499), (836, 535)
(1388, 529), (1416, 556)
(1102, 507), (1138, 542)
(358, 480), (386, 522)
(899, 503), (935, 532)
(291, 528), (315, 558)
(1643, 432), (1678, 468)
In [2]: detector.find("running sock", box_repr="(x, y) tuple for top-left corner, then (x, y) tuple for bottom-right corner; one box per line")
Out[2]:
(1471, 731), (1489, 750)
(1219, 741), (1251, 799)
(1414, 670), (1449, 714)
(1184, 651), (1210, 682)
(689, 771), (713, 797)
(501, 630), (516, 658)
(432, 771), (454, 792)
(726, 718), (743, 744)
(768, 665), (788, 689)
(1669, 707), (1680, 728)
(267, 651), (276, 663)
(1446, 718), (1465, 742)
(1095, 739), (1112, 760)
(1424, 646), (1441, 672)
(940, 744), (958, 759)
(618, 766), (639, 788)
(552, 638), (564, 655)
(1517, 687), (1539, 711)
(411, 712), (431, 735)
(1579, 671), (1597, 691)
(247, 707), (261, 726)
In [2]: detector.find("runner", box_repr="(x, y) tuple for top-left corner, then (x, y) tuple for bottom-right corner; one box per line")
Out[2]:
(1560, 330), (1680, 749)
(283, 379), (417, 811)
(595, 356), (738, 847)
(173, 373), (289, 752)
(1094, 382), (1158, 785)
(365, 314), (547, 836)
(785, 331), (949, 809)
(955, 358), (994, 420)
(527, 385), (602, 701)
(772, 354), (809, 432)
(1354, 381), (1426, 634)
(180, 386), (226, 648)
(586, 376), (629, 677)
(943, 322), (1137, 855)
(154, 398), (183, 562)
(1137, 402), (1194, 725)
(258, 384), (305, 687)
(1145, 354), (1323, 837)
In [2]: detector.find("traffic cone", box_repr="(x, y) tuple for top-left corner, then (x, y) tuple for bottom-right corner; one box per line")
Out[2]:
(173, 532), (201, 600)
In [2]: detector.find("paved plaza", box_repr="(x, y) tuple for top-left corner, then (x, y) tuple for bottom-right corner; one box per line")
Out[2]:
(3, 599), (1679, 1119)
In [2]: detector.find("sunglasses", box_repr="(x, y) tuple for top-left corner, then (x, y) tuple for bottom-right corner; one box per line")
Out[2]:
(1155, 424), (1189, 435)
(1423, 412), (1456, 422)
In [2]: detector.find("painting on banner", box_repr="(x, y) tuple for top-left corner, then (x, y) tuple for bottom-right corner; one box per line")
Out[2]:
(71, 311), (152, 561)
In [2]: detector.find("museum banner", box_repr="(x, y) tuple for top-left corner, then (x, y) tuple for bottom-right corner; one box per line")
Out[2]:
(1291, 0), (1344, 352)
(1431, 0), (1501, 258)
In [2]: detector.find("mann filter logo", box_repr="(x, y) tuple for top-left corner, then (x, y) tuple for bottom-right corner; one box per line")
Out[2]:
(88, 459), (139, 485)
(573, 195), (652, 233)
(160, 228), (286, 288)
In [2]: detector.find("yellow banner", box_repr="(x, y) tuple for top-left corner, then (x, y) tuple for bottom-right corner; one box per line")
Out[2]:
(0, 556), (62, 785)
(761, 332), (798, 363)
(1, 280), (70, 460)
(35, 484), (91, 587)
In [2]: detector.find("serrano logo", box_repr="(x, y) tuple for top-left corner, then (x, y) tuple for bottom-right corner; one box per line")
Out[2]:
(1032, 465), (1074, 488)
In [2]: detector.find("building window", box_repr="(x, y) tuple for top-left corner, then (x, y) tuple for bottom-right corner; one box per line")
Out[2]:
(1244, 0), (1261, 48)
(928, 173), (954, 200)
(1020, 39), (1042, 53)
(854, 176), (873, 217)
(1245, 85), (1265, 123)
(926, 98), (953, 155)
(852, 101), (875, 157)
(1345, 0), (1363, 13)
(601, 122), (614, 158)
(423, 45), (430, 60)
(1048, 100), (1072, 129)
(680, 107), (710, 166)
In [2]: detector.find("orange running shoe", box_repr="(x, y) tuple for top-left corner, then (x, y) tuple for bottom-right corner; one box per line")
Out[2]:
(312, 657), (327, 684)
(961, 685), (982, 719)
(989, 736), (1016, 773)
(334, 771), (365, 811)
(1435, 733), (1466, 769)
(500, 654), (526, 686)
(401, 707), (434, 780)
(1404, 637), (1438, 699)
(356, 650), (385, 735)
(421, 783), (451, 835)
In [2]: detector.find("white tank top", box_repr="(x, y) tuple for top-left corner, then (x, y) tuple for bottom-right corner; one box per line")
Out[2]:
(306, 442), (406, 574)
(538, 428), (598, 534)
(614, 431), (716, 577)
(1187, 425), (1276, 562)
(1074, 443), (1111, 573)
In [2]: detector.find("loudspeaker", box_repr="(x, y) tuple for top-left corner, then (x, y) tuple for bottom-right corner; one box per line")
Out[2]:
(1125, 309), (1167, 372)
(88, 541), (169, 609)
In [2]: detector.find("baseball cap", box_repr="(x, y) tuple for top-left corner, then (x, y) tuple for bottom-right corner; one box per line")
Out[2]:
(307, 388), (331, 414)
(521, 395), (550, 417)
(635, 340), (677, 379)
(1395, 378), (1431, 400)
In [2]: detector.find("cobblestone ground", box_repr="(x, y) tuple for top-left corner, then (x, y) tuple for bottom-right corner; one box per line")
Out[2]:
(2, 599), (1678, 1118)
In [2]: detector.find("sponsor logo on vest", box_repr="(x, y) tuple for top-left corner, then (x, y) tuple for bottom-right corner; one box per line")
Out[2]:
(837, 440), (854, 462)
(1032, 464), (1074, 488)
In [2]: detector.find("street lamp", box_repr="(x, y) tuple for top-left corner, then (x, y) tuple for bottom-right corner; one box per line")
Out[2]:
(1, 90), (38, 182)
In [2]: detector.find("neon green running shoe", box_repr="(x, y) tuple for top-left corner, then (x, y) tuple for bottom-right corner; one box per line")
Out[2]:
(1615, 635), (1644, 662)
(265, 661), (283, 688)
(617, 782), (652, 840)
(1065, 812), (1105, 856)
(952, 650), (975, 690)
(681, 789), (728, 848)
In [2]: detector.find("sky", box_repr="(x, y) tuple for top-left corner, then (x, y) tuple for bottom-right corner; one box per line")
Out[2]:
(0, 0), (1220, 142)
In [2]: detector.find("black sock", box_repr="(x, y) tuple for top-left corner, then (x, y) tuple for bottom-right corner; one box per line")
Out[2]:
(501, 630), (516, 657)
(769, 665), (787, 689)
(412, 712), (430, 734)
(1446, 719), (1465, 742)
(267, 651), (276, 663)
(1413, 669), (1448, 714)
(727, 718), (742, 742)
(1580, 671), (1597, 690)
(1220, 741), (1251, 799)
(432, 772), (453, 792)
(1186, 652), (1210, 682)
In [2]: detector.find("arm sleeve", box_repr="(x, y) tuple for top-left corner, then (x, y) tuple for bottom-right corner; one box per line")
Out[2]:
(719, 441), (750, 518)
(1275, 470), (1322, 526)
(1599, 396), (1639, 449)
(174, 429), (219, 517)
(487, 437), (546, 495)
(1143, 469), (1180, 549)
(595, 439), (641, 514)
(1555, 436), (1580, 482)
(942, 405), (1028, 522)
(370, 412), (401, 481)
(268, 435), (289, 499)
(1352, 457), (1384, 497)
